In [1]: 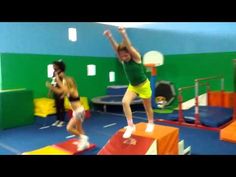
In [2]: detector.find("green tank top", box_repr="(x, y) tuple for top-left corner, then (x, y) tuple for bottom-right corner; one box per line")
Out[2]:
(122, 59), (147, 86)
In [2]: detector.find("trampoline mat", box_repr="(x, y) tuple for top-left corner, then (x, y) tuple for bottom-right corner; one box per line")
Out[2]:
(92, 95), (142, 105)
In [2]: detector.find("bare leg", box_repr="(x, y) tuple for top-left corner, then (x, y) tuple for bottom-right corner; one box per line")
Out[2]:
(67, 117), (89, 150)
(76, 120), (85, 135)
(143, 98), (154, 132)
(122, 89), (137, 126)
(142, 98), (154, 123)
(66, 117), (84, 136)
(122, 89), (137, 138)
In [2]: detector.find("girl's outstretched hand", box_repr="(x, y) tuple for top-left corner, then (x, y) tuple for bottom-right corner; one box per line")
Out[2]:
(103, 30), (112, 37)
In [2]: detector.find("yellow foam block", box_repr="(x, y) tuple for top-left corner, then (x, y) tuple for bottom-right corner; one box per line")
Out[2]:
(64, 97), (72, 110)
(80, 97), (90, 110)
(34, 109), (56, 118)
(22, 146), (71, 155)
(37, 105), (54, 108)
(34, 113), (47, 118)
(34, 107), (55, 112)
(34, 98), (54, 105)
(34, 97), (90, 117)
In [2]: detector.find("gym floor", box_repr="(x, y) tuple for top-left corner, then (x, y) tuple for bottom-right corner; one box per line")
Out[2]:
(1, 111), (236, 155)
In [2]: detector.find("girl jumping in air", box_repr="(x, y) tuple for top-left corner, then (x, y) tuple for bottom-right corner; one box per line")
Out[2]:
(104, 27), (154, 138)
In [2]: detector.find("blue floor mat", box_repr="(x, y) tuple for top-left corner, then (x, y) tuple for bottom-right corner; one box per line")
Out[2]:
(0, 112), (131, 155)
(133, 111), (178, 121)
(0, 120), (71, 154)
(1, 111), (236, 155)
(183, 106), (233, 127)
(134, 106), (233, 127)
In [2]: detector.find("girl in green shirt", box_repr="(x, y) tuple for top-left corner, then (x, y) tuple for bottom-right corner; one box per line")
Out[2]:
(104, 27), (154, 138)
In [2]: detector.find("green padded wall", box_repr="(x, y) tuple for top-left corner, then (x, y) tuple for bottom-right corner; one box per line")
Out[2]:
(234, 59), (236, 92)
(0, 89), (34, 130)
(0, 54), (2, 89)
(0, 52), (235, 108)
(0, 53), (128, 101)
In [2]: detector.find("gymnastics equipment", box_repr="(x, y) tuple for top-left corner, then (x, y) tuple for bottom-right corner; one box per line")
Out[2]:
(156, 76), (233, 131)
(220, 121), (236, 143)
(178, 140), (191, 155)
(53, 138), (96, 155)
(220, 59), (236, 142)
(34, 97), (90, 118)
(98, 122), (179, 155)
(0, 89), (34, 130)
(22, 138), (96, 155)
(155, 81), (176, 109)
(91, 85), (143, 112)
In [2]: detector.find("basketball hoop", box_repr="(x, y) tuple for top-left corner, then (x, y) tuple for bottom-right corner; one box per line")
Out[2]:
(143, 51), (164, 67)
(144, 63), (157, 68)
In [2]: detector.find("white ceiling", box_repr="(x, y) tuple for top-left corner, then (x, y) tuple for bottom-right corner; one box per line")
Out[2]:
(97, 22), (154, 28)
(97, 22), (236, 33)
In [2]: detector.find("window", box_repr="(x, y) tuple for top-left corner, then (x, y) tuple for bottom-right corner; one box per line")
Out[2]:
(87, 64), (96, 76)
(109, 71), (115, 82)
(47, 64), (54, 78)
(68, 28), (77, 42)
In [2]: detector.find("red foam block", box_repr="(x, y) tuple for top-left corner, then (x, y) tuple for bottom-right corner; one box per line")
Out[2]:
(98, 131), (156, 155)
(53, 138), (96, 155)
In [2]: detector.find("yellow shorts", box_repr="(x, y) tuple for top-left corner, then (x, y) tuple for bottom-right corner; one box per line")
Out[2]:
(128, 79), (152, 99)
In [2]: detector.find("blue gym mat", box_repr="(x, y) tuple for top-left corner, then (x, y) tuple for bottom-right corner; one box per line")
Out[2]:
(134, 106), (233, 127)
(181, 106), (233, 127)
(1, 111), (236, 155)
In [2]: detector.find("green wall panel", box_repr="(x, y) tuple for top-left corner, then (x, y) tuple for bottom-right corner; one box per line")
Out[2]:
(1, 52), (235, 108)
(1, 53), (128, 102)
(0, 89), (34, 130)
(0, 54), (2, 89)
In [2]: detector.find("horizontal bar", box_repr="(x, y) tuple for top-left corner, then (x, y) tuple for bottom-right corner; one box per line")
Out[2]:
(195, 76), (223, 82)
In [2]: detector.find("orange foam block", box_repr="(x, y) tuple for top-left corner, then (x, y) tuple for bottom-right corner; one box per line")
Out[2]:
(208, 91), (234, 108)
(53, 138), (96, 155)
(99, 122), (179, 155)
(208, 91), (223, 107)
(233, 93), (236, 120)
(223, 92), (234, 108)
(220, 121), (236, 143)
